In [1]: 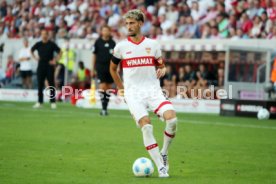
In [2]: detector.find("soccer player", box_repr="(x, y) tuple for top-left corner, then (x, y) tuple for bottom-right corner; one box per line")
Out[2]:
(109, 9), (177, 178)
(92, 25), (116, 116)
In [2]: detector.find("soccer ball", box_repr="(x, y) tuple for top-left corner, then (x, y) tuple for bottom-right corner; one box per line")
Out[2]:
(257, 108), (270, 120)
(132, 157), (154, 177)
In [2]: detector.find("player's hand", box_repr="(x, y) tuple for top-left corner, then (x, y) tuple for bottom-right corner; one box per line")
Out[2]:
(117, 88), (124, 97)
(24, 57), (31, 61)
(90, 70), (96, 78)
(35, 56), (40, 61)
(156, 67), (166, 79)
(49, 59), (56, 65)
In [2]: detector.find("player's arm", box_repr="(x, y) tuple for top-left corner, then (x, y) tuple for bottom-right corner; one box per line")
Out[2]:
(91, 54), (96, 78)
(155, 41), (166, 78)
(31, 51), (38, 61)
(51, 50), (62, 65)
(31, 43), (39, 61)
(91, 40), (99, 78)
(155, 56), (166, 79)
(18, 50), (26, 62)
(55, 49), (62, 61)
(156, 63), (166, 79)
(110, 43), (124, 94)
(110, 61), (124, 90)
(51, 43), (62, 65)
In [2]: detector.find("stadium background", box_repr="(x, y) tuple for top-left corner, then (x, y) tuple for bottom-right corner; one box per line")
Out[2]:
(0, 0), (276, 183)
(1, 0), (276, 115)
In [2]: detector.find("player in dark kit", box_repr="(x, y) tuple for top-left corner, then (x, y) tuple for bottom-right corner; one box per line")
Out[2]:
(92, 25), (116, 116)
(31, 29), (62, 109)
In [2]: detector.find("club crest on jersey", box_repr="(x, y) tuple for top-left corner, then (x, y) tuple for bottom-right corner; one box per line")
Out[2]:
(145, 47), (151, 54)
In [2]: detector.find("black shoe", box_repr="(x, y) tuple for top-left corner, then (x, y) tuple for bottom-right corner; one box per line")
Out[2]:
(100, 110), (108, 116)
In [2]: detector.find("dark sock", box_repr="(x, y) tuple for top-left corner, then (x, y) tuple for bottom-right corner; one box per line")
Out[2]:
(100, 92), (110, 111)
(100, 91), (105, 110)
(103, 92), (110, 111)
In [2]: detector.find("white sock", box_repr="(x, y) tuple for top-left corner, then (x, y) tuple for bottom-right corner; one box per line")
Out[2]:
(161, 118), (177, 155)
(141, 124), (164, 170)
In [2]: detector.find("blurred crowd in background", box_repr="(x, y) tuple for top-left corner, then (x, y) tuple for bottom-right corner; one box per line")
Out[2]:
(0, 51), (225, 99)
(1, 0), (276, 99)
(1, 0), (276, 40)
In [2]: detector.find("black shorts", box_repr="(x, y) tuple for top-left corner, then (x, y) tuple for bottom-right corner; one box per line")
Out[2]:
(20, 70), (32, 78)
(96, 69), (113, 84)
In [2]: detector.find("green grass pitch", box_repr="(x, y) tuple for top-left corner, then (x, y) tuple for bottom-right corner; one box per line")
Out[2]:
(0, 101), (275, 184)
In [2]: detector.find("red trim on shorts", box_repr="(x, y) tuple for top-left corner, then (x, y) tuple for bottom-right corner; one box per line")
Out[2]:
(146, 143), (158, 150)
(127, 36), (145, 45)
(154, 101), (172, 114)
(122, 56), (155, 68)
(164, 131), (175, 138)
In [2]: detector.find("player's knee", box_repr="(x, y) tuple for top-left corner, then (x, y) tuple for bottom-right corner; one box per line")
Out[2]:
(99, 83), (108, 91)
(141, 124), (153, 135)
(163, 110), (176, 120)
(138, 116), (151, 128)
(166, 117), (178, 135)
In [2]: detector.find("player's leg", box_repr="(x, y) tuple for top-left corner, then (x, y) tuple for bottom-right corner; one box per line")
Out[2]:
(149, 94), (177, 171)
(158, 109), (177, 172)
(139, 117), (163, 168)
(97, 69), (113, 115)
(21, 71), (27, 89)
(161, 110), (177, 155)
(125, 95), (168, 177)
(34, 69), (46, 108)
(139, 116), (169, 177)
(98, 82), (112, 115)
(46, 66), (56, 108)
(26, 71), (33, 89)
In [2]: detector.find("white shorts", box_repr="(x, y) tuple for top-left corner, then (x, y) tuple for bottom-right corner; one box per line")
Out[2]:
(124, 89), (174, 126)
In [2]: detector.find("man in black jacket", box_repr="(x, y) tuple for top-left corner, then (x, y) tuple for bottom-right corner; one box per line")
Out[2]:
(31, 29), (62, 109)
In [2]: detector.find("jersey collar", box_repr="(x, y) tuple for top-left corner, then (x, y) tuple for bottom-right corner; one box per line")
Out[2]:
(127, 36), (145, 45)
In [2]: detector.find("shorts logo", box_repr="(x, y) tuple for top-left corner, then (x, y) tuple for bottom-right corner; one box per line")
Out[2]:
(126, 51), (132, 54)
(145, 48), (151, 54)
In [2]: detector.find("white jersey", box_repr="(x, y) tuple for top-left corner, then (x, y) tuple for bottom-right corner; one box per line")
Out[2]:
(18, 47), (32, 71)
(113, 36), (164, 92)
(112, 37), (174, 124)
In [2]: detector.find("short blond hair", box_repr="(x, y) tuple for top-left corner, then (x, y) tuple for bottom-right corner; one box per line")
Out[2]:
(123, 9), (145, 22)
